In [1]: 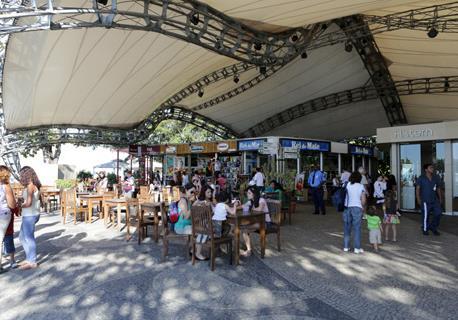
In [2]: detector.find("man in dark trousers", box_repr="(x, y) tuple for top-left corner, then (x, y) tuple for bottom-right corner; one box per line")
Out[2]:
(416, 163), (443, 236)
(308, 164), (326, 215)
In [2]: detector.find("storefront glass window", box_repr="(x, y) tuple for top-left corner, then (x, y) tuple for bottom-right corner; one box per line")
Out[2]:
(323, 153), (338, 181)
(245, 152), (258, 175)
(300, 151), (320, 171)
(354, 155), (365, 170)
(453, 142), (458, 211)
(400, 144), (421, 210)
(341, 154), (352, 173)
(399, 141), (445, 211)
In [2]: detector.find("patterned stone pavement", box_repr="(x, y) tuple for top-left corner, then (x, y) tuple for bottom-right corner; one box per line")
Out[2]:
(0, 205), (456, 320)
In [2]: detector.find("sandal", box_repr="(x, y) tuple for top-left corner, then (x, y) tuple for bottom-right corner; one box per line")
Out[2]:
(19, 263), (38, 270)
(240, 250), (252, 257)
(195, 255), (209, 261)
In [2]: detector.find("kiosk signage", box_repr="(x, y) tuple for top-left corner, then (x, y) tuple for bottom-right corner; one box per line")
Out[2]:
(280, 139), (330, 152)
(349, 145), (373, 156)
(165, 146), (177, 154)
(217, 143), (229, 152)
(238, 139), (266, 151)
(190, 145), (205, 153)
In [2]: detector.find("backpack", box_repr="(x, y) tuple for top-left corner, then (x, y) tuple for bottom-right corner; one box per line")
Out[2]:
(332, 182), (348, 212)
(168, 201), (179, 224)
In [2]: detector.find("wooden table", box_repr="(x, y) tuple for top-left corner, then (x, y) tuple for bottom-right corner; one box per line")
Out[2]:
(226, 210), (266, 266)
(104, 198), (130, 234)
(139, 201), (164, 243)
(79, 194), (104, 223)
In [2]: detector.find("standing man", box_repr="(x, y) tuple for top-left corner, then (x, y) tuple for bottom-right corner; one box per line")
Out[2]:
(308, 164), (326, 215)
(340, 169), (351, 185)
(252, 167), (265, 192)
(416, 164), (442, 236)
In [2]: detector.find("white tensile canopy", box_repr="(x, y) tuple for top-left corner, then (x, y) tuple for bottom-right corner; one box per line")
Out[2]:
(3, 0), (458, 141)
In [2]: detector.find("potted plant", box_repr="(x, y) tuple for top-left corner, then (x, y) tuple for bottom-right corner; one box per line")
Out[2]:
(107, 173), (117, 191)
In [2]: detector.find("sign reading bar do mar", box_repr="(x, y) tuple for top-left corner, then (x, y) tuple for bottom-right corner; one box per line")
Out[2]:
(280, 139), (330, 152)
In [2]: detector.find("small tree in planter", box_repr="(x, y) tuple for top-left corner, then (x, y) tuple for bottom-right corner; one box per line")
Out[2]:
(107, 173), (117, 191)
(76, 170), (92, 181)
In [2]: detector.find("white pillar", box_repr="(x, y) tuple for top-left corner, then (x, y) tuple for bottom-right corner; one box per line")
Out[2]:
(297, 157), (300, 175)
(368, 157), (372, 175)
(444, 140), (453, 214)
(338, 153), (342, 175)
(320, 152), (324, 171)
(352, 155), (355, 172)
(242, 152), (247, 174)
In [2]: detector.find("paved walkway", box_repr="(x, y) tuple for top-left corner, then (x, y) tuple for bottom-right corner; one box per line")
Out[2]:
(0, 205), (457, 320)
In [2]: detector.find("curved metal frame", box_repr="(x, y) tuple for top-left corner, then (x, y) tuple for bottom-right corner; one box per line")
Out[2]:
(0, 0), (310, 66)
(1, 1), (458, 171)
(243, 76), (458, 137)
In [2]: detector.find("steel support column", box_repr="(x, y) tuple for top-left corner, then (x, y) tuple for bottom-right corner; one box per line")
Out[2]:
(337, 15), (406, 125)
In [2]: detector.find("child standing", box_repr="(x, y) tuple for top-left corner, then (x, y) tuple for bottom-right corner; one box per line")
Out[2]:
(383, 190), (400, 242)
(366, 206), (383, 252)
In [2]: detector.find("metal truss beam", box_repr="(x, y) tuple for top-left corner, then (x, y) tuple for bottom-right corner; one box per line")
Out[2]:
(136, 106), (239, 139)
(308, 1), (458, 50)
(338, 15), (407, 125)
(0, 106), (239, 158)
(243, 75), (458, 137)
(0, 0), (310, 66)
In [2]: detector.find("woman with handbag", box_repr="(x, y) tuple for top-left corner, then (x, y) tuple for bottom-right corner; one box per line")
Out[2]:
(0, 166), (17, 273)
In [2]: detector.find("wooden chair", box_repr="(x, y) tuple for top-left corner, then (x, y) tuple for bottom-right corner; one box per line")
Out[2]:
(161, 210), (191, 262)
(256, 199), (282, 251)
(102, 192), (116, 225)
(281, 191), (297, 225)
(191, 204), (232, 271)
(62, 189), (89, 224)
(172, 187), (180, 202)
(161, 187), (172, 205)
(138, 202), (164, 245)
(139, 186), (149, 197)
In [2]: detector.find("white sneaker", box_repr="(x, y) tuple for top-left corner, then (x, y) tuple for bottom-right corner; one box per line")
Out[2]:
(354, 248), (364, 254)
(343, 248), (350, 252)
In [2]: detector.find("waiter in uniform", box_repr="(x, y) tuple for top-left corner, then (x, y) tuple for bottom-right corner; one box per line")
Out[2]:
(416, 163), (442, 236)
(308, 164), (326, 215)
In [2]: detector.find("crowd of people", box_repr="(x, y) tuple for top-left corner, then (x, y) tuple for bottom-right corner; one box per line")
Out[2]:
(166, 177), (272, 260)
(332, 163), (442, 254)
(0, 160), (444, 271)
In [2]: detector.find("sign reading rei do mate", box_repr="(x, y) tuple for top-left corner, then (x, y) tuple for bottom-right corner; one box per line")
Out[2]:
(280, 139), (330, 152)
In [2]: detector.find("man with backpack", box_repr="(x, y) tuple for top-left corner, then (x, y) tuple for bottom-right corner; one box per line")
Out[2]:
(308, 164), (326, 215)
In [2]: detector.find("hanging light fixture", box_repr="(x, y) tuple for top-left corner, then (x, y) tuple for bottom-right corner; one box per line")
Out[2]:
(427, 27), (438, 38)
(190, 11), (200, 25)
(344, 40), (353, 52)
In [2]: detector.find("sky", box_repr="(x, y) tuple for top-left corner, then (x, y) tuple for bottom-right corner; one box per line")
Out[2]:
(19, 145), (130, 184)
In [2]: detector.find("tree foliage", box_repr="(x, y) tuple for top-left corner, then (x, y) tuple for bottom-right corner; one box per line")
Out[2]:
(146, 120), (219, 144)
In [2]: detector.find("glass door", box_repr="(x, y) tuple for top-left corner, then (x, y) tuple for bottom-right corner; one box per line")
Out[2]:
(453, 142), (458, 212)
(400, 144), (421, 210)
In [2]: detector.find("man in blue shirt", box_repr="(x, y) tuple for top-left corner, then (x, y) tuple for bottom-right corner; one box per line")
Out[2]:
(416, 163), (443, 236)
(308, 164), (326, 215)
